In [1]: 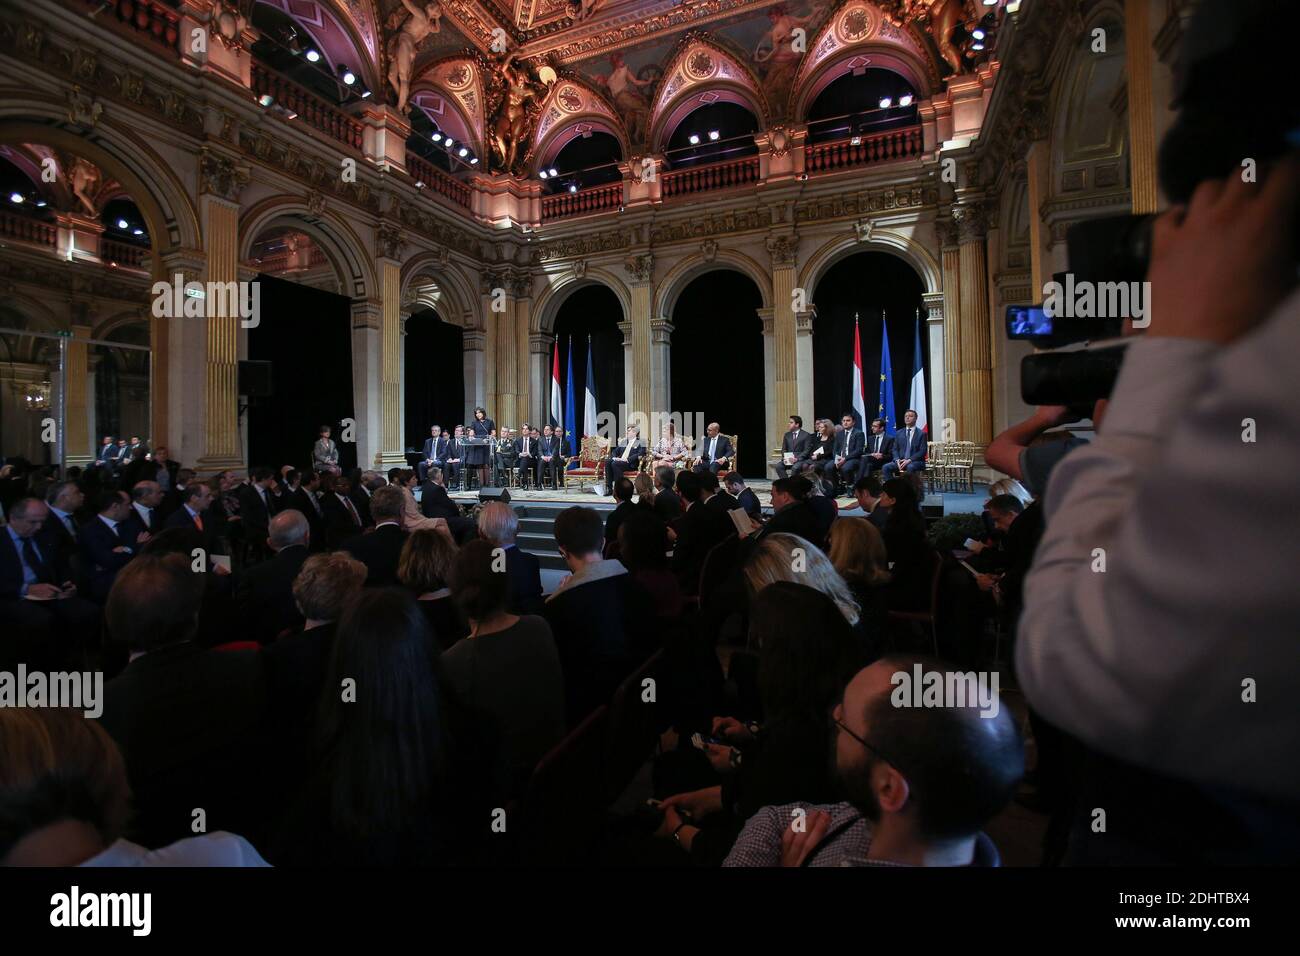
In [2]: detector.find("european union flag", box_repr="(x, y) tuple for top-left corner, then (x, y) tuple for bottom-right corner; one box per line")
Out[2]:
(878, 316), (897, 432)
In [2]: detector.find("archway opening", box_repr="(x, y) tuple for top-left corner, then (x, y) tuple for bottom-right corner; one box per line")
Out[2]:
(812, 251), (927, 432)
(669, 271), (764, 478)
(245, 221), (356, 472)
(664, 102), (759, 170)
(404, 306), (464, 448)
(544, 131), (623, 194)
(553, 284), (625, 433)
(806, 68), (919, 144)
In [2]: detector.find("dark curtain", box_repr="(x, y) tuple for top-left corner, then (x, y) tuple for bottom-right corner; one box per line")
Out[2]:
(812, 252), (927, 429)
(670, 271), (765, 478)
(554, 284), (625, 429)
(94, 349), (120, 441)
(404, 308), (465, 448)
(246, 273), (356, 472)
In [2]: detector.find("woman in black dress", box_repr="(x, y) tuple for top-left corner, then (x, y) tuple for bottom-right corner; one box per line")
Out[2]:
(466, 406), (494, 489)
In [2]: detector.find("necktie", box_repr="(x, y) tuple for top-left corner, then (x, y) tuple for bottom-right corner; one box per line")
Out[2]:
(64, 515), (77, 539)
(709, 438), (716, 458)
(621, 441), (632, 462)
(344, 496), (361, 525)
(193, 511), (203, 532)
(906, 428), (912, 451)
(22, 537), (53, 584)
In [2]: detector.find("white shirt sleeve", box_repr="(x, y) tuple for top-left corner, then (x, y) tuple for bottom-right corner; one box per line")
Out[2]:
(1016, 288), (1300, 801)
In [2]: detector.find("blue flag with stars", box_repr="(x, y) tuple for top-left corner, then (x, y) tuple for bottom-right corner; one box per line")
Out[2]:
(878, 316), (897, 432)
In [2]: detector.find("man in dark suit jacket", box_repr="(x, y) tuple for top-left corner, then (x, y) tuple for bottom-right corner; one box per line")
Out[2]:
(95, 437), (118, 471)
(234, 510), (310, 644)
(162, 482), (223, 554)
(342, 485), (408, 587)
(284, 470), (326, 551)
(543, 507), (654, 726)
(773, 416), (813, 479)
(79, 490), (141, 602)
(539, 425), (564, 489)
(757, 476), (827, 547)
(692, 423), (733, 474)
(652, 466), (682, 524)
(606, 426), (645, 485)
(724, 473), (762, 520)
(98, 552), (268, 850)
(321, 475), (366, 550)
(851, 474), (891, 530)
(419, 469), (459, 520)
(882, 409), (928, 479)
(862, 418), (895, 474)
(237, 468), (280, 545)
(832, 414), (866, 487)
(604, 478), (638, 556)
(515, 426), (541, 488)
(350, 472), (379, 527)
(477, 501), (544, 614)
(121, 480), (163, 546)
(672, 471), (734, 594)
(418, 426), (451, 482)
(41, 479), (84, 572)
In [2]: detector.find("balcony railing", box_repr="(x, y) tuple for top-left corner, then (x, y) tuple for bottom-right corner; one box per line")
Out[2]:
(252, 63), (365, 151)
(542, 182), (623, 221)
(405, 152), (473, 210)
(102, 238), (148, 269)
(804, 125), (923, 174)
(661, 155), (761, 199)
(0, 212), (57, 248)
(78, 0), (180, 52)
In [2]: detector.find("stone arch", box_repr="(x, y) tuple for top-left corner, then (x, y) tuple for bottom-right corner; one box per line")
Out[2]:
(655, 249), (773, 319)
(94, 309), (151, 342)
(0, 292), (64, 365)
(239, 197), (376, 299)
(253, 0), (380, 92)
(531, 76), (629, 173)
(533, 267), (632, 335)
(409, 82), (484, 159)
(400, 253), (477, 326)
(0, 103), (202, 269)
(649, 37), (770, 152)
(1049, 2), (1128, 188)
(801, 230), (941, 301)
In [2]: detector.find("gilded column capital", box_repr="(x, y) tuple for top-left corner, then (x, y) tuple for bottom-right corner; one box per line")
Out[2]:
(198, 147), (248, 203)
(765, 234), (798, 267)
(623, 253), (654, 284)
(953, 203), (989, 244)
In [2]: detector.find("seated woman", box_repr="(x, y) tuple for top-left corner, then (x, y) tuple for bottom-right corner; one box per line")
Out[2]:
(826, 516), (891, 656)
(651, 422), (688, 471)
(445, 539), (566, 801)
(633, 471), (657, 513)
(393, 468), (453, 539)
(398, 528), (467, 651)
(798, 419), (836, 480)
(618, 510), (682, 620)
(648, 583), (868, 866)
(879, 477), (937, 613)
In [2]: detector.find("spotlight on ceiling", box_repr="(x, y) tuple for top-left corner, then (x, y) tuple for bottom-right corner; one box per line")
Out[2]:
(972, 28), (986, 40)
(899, 93), (914, 106)
(688, 133), (700, 145)
(708, 130), (720, 141)
(539, 170), (549, 179)
(549, 167), (558, 177)
(9, 192), (23, 203)
(36, 199), (47, 208)
(415, 180), (426, 189)
(339, 65), (356, 86)
(132, 228), (144, 236)
(568, 183), (578, 193)
(431, 132), (442, 142)
(305, 48), (321, 63)
(258, 93), (275, 108)
(972, 41), (985, 50)
(982, 0), (997, 5)
(117, 218), (129, 229)
(850, 136), (862, 146)
(470, 157), (479, 165)
(458, 147), (468, 157)
(444, 137), (455, 148)
(360, 88), (372, 99)
(879, 97), (893, 109)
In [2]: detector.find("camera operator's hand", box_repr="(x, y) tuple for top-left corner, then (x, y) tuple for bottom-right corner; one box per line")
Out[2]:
(1148, 157), (1299, 345)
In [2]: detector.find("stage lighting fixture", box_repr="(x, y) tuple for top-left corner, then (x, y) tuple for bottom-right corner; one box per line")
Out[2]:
(117, 218), (129, 229)
(470, 157), (479, 165)
(972, 28), (986, 39)
(339, 65), (356, 85)
(549, 167), (558, 177)
(36, 199), (47, 207)
(879, 97), (892, 108)
(458, 147), (468, 157)
(850, 136), (862, 146)
(9, 192), (23, 203)
(539, 170), (549, 179)
(444, 137), (455, 148)
(708, 130), (720, 141)
(133, 228), (144, 236)
(569, 183), (578, 193)
(432, 132), (442, 142)
(258, 93), (275, 108)
(360, 88), (372, 99)
(305, 48), (320, 63)
(972, 41), (985, 50)
(899, 94), (914, 106)
(689, 133), (700, 145)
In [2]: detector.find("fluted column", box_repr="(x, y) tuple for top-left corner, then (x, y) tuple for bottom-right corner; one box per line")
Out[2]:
(954, 202), (992, 444)
(463, 326), (487, 425)
(376, 222), (405, 468)
(158, 250), (206, 468)
(351, 298), (383, 467)
(766, 235), (799, 459)
(794, 309), (815, 430)
(649, 318), (673, 417)
(618, 319), (634, 421)
(922, 292), (946, 438)
(513, 275), (533, 428)
(529, 332), (551, 432)
(937, 214), (963, 440)
(623, 254), (654, 422)
(1126, 0), (1158, 215)
(757, 307), (776, 460)
(196, 191), (244, 474)
(65, 323), (93, 466)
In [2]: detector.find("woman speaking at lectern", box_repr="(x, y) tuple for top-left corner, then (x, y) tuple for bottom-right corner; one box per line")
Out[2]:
(466, 406), (494, 489)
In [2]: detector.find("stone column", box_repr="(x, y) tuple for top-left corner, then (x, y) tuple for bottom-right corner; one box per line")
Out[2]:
(757, 307), (776, 460)
(512, 273), (534, 428)
(1025, 141), (1052, 300)
(922, 292), (947, 438)
(1126, 0), (1159, 215)
(618, 319), (634, 422)
(195, 150), (248, 475)
(376, 223), (406, 467)
(937, 214), (963, 440)
(463, 326), (487, 426)
(350, 297), (383, 468)
(65, 323), (94, 466)
(954, 201), (992, 445)
(794, 309), (815, 430)
(766, 235), (799, 459)
(157, 250), (206, 467)
(529, 332), (552, 430)
(649, 318), (673, 417)
(623, 254), (654, 426)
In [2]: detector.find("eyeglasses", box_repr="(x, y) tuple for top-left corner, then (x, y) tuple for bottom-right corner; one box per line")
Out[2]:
(832, 715), (902, 774)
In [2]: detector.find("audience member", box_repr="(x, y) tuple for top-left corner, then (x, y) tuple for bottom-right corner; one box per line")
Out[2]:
(342, 485), (408, 587)
(477, 501), (543, 615)
(398, 527), (467, 650)
(234, 509), (311, 643)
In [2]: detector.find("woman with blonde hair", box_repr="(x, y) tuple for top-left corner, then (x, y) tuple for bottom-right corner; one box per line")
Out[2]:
(987, 476), (1033, 508)
(633, 471), (656, 513)
(826, 516), (891, 642)
(398, 528), (467, 650)
(392, 468), (454, 540)
(743, 532), (860, 629)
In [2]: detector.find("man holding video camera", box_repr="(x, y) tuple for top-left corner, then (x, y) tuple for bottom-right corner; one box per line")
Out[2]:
(1015, 0), (1300, 864)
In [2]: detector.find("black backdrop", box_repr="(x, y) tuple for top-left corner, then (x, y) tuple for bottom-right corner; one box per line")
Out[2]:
(247, 273), (356, 472)
(554, 284), (625, 429)
(404, 308), (465, 449)
(670, 271), (765, 477)
(812, 252), (927, 429)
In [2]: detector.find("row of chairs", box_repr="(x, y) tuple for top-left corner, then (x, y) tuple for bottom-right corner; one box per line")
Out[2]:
(922, 441), (978, 494)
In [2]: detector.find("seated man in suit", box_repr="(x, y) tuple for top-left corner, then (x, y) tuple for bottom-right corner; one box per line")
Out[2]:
(832, 414), (866, 489)
(539, 424), (563, 489)
(772, 415), (813, 479)
(494, 427), (517, 486)
(162, 481), (221, 554)
(724, 472), (762, 520)
(445, 425), (465, 490)
(418, 425), (450, 483)
(846, 474), (890, 529)
(477, 501), (543, 615)
(693, 423), (733, 475)
(757, 476), (825, 547)
(701, 470), (739, 512)
(672, 471), (734, 594)
(516, 425), (541, 489)
(421, 467), (474, 542)
(606, 425), (645, 485)
(862, 418), (895, 475)
(0, 496), (99, 669)
(882, 409), (928, 480)
(342, 485), (408, 587)
(320, 474), (366, 549)
(42, 479), (84, 570)
(80, 490), (142, 603)
(98, 553), (268, 850)
(237, 467), (281, 551)
(604, 478), (638, 557)
(121, 480), (163, 545)
(652, 465), (682, 523)
(95, 436), (118, 473)
(543, 506), (653, 726)
(234, 509), (311, 644)
(554, 427), (575, 487)
(284, 469), (326, 551)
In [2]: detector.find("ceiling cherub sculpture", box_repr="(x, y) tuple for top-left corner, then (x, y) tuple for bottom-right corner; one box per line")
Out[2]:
(387, 0), (443, 112)
(880, 0), (978, 75)
(484, 53), (556, 176)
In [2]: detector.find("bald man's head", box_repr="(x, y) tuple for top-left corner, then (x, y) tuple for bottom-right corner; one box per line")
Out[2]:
(268, 508), (309, 551)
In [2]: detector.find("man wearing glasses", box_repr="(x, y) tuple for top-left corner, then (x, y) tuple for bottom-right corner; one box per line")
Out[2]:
(723, 657), (1024, 867)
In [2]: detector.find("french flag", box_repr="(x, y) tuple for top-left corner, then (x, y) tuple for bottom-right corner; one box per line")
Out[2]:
(550, 339), (563, 429)
(850, 313), (867, 426)
(909, 312), (928, 433)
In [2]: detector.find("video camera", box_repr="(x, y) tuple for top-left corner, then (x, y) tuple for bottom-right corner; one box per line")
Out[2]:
(1013, 0), (1298, 407)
